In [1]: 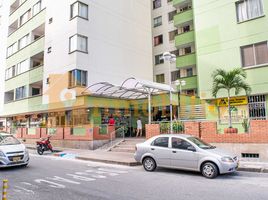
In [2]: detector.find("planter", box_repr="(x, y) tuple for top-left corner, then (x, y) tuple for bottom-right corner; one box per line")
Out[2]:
(224, 127), (238, 134)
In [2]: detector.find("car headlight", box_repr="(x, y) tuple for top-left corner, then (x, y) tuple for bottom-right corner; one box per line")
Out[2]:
(221, 157), (234, 163)
(0, 151), (5, 157)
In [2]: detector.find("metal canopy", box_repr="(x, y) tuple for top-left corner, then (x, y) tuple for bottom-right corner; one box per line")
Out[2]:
(81, 77), (174, 100)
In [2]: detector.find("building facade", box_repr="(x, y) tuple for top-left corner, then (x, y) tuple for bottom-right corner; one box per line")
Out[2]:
(2, 0), (153, 128)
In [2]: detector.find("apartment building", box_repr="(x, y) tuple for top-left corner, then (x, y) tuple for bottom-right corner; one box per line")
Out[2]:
(1, 0), (153, 127)
(152, 0), (198, 95)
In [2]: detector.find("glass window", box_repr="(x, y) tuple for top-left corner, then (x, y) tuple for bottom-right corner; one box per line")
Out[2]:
(18, 34), (30, 49)
(0, 135), (20, 146)
(153, 0), (161, 9)
(155, 54), (164, 65)
(5, 66), (16, 80)
(168, 10), (177, 21)
(152, 137), (169, 147)
(187, 137), (213, 149)
(241, 41), (268, 67)
(172, 137), (193, 150)
(15, 86), (27, 100)
(71, 1), (88, 19)
(17, 59), (30, 75)
(156, 74), (165, 83)
(171, 70), (180, 82)
(154, 35), (163, 46)
(236, 0), (264, 22)
(186, 68), (193, 77)
(33, 1), (42, 16)
(169, 30), (177, 41)
(7, 43), (17, 57)
(20, 9), (31, 26)
(69, 69), (87, 87)
(153, 16), (162, 27)
(69, 34), (88, 53)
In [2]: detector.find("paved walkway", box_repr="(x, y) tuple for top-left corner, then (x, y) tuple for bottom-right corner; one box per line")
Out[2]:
(26, 144), (268, 172)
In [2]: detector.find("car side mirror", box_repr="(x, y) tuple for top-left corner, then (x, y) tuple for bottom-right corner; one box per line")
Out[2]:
(187, 146), (196, 152)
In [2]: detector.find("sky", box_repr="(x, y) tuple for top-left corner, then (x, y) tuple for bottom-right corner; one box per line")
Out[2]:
(0, 0), (8, 114)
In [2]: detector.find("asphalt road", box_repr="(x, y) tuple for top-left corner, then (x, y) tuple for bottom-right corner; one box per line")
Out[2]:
(1, 153), (268, 200)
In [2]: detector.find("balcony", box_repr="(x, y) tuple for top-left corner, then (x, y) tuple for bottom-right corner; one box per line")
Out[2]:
(176, 53), (196, 68)
(8, 9), (46, 46)
(6, 36), (45, 68)
(5, 66), (43, 92)
(174, 9), (193, 27)
(175, 31), (194, 47)
(179, 75), (198, 90)
(173, 0), (192, 8)
(3, 96), (44, 116)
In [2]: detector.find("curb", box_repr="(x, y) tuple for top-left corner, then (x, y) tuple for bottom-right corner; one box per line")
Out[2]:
(237, 167), (268, 173)
(75, 156), (141, 166)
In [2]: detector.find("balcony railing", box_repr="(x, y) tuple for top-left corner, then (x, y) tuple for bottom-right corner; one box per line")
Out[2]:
(179, 75), (198, 90)
(176, 53), (196, 68)
(174, 9), (193, 27)
(175, 31), (195, 47)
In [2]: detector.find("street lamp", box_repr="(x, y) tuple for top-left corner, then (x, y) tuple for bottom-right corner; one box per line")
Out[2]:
(163, 52), (176, 133)
(174, 80), (186, 120)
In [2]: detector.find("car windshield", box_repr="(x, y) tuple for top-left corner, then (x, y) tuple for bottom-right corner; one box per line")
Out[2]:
(0, 135), (21, 146)
(188, 137), (215, 149)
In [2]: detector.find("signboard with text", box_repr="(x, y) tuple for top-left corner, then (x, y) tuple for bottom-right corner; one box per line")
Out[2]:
(217, 96), (248, 107)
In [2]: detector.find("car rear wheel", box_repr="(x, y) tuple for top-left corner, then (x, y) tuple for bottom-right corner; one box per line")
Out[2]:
(143, 157), (156, 172)
(201, 162), (218, 179)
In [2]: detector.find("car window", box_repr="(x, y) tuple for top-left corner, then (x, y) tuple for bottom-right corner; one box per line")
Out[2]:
(172, 137), (192, 150)
(152, 137), (169, 148)
(0, 135), (21, 146)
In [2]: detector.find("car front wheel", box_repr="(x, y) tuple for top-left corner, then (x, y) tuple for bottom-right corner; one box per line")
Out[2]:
(143, 157), (156, 172)
(201, 162), (218, 179)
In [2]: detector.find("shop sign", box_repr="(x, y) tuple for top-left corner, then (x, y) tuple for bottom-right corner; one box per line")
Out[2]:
(217, 96), (248, 107)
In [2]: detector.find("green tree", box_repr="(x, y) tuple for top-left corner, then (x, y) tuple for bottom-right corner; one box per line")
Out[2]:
(212, 68), (251, 128)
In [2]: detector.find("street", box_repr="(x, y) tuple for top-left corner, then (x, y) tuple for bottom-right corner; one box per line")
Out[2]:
(1, 153), (268, 200)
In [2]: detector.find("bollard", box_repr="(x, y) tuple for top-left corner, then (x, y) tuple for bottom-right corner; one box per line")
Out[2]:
(2, 180), (8, 200)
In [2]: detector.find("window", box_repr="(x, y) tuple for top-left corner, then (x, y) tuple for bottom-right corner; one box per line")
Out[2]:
(171, 70), (180, 82)
(7, 43), (17, 57)
(172, 137), (192, 150)
(236, 0), (264, 22)
(18, 34), (29, 50)
(170, 49), (180, 56)
(167, 0), (172, 3)
(185, 46), (192, 54)
(32, 87), (41, 96)
(71, 1), (88, 19)
(20, 9), (31, 26)
(169, 30), (177, 41)
(154, 35), (163, 46)
(15, 86), (27, 100)
(156, 74), (165, 83)
(183, 25), (190, 33)
(17, 59), (30, 75)
(5, 66), (16, 80)
(69, 34), (88, 53)
(153, 0), (161, 9)
(69, 69), (87, 87)
(155, 54), (164, 65)
(33, 1), (42, 16)
(152, 137), (169, 147)
(241, 41), (268, 67)
(153, 16), (162, 27)
(186, 68), (193, 76)
(168, 10), (177, 22)
(248, 95), (266, 120)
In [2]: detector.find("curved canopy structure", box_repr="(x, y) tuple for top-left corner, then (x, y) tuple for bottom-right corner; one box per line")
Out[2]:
(82, 77), (175, 100)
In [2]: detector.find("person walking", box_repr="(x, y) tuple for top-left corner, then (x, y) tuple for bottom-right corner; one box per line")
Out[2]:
(136, 117), (142, 137)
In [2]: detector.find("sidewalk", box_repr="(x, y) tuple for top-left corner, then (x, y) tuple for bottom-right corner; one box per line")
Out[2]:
(26, 144), (268, 172)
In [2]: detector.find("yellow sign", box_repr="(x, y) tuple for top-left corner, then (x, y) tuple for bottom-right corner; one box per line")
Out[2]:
(217, 96), (248, 107)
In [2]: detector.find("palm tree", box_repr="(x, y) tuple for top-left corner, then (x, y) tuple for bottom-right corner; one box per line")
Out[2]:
(212, 68), (251, 128)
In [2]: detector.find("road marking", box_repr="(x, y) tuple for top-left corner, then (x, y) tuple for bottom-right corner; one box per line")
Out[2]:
(97, 168), (128, 174)
(76, 171), (106, 179)
(66, 174), (96, 182)
(48, 176), (81, 185)
(34, 179), (66, 188)
(14, 186), (35, 194)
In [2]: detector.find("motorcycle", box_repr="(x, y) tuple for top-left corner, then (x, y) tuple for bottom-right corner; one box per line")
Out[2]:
(36, 136), (53, 155)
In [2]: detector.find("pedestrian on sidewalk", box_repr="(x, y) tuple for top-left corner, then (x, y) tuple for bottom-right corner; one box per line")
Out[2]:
(108, 115), (115, 126)
(136, 117), (142, 137)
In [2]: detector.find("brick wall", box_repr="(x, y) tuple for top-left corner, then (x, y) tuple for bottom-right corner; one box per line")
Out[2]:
(146, 124), (160, 139)
(184, 122), (201, 137)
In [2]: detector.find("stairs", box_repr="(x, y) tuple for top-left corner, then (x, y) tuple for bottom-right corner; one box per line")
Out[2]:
(109, 138), (146, 153)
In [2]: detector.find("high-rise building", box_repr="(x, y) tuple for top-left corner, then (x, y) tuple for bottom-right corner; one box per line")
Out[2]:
(2, 0), (153, 119)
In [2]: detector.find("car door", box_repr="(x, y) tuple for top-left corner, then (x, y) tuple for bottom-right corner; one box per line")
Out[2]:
(170, 137), (199, 170)
(150, 136), (172, 167)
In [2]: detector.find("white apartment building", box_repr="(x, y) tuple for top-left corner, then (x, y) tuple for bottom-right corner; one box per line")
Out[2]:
(2, 0), (153, 117)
